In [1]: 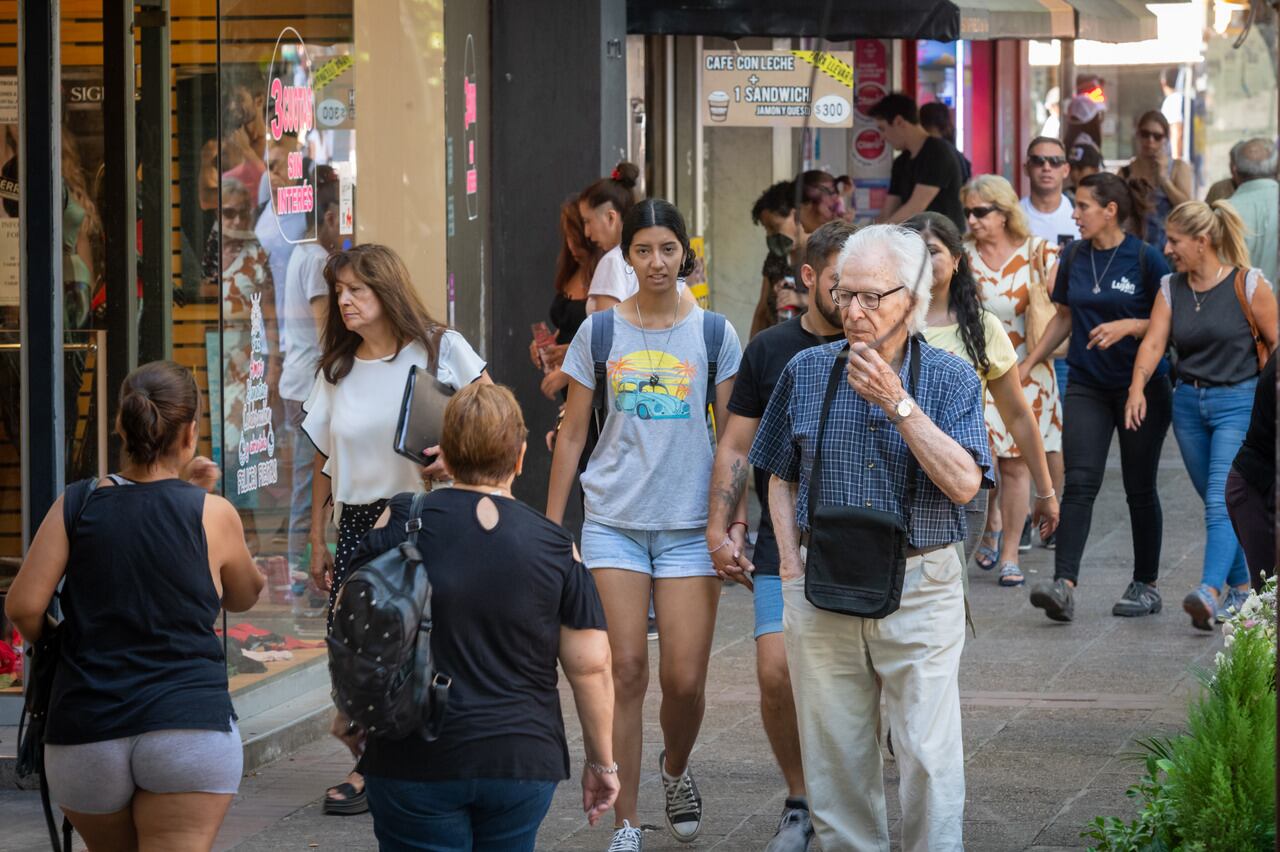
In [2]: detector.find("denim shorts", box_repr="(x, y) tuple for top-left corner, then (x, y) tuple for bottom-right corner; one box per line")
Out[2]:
(580, 519), (716, 579)
(753, 573), (784, 638)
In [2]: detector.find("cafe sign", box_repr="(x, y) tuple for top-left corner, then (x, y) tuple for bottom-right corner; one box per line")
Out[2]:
(700, 50), (854, 128)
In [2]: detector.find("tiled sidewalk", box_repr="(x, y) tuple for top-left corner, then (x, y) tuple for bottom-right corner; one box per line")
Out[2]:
(6, 445), (1221, 851)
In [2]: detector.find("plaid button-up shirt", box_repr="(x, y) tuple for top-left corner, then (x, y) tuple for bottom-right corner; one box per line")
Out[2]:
(748, 339), (993, 549)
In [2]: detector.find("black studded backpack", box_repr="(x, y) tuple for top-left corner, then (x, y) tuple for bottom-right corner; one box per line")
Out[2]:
(326, 492), (450, 740)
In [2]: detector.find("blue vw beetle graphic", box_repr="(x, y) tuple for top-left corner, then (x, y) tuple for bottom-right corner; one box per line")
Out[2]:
(614, 378), (691, 420)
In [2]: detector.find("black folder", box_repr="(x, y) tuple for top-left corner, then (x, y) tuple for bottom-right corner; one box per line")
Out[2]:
(393, 365), (455, 465)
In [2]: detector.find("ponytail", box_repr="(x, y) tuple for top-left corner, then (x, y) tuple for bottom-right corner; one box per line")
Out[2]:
(1209, 200), (1252, 269)
(1080, 172), (1151, 236)
(117, 361), (201, 466)
(1166, 200), (1252, 269)
(580, 161), (641, 218)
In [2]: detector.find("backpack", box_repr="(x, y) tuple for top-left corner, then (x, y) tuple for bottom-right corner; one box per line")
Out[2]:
(588, 306), (728, 440)
(327, 492), (450, 741)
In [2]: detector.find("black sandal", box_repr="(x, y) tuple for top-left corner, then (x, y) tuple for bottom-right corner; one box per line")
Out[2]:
(323, 781), (369, 815)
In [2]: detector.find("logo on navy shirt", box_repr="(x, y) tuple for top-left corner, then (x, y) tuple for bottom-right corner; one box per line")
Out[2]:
(1111, 276), (1136, 295)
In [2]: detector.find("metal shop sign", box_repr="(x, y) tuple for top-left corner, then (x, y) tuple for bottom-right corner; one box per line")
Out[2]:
(701, 50), (854, 128)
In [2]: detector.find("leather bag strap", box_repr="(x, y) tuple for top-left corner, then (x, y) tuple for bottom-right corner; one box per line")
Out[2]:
(806, 338), (922, 529)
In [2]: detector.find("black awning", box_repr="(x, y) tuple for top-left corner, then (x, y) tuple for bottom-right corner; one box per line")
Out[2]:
(627, 1), (961, 42)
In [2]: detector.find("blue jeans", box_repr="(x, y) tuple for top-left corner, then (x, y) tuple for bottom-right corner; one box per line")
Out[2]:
(364, 776), (557, 852)
(1171, 378), (1256, 590)
(284, 400), (315, 571)
(1054, 359), (1069, 396)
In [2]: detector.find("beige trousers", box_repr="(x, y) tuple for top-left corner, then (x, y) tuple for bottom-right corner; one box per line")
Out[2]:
(783, 547), (966, 852)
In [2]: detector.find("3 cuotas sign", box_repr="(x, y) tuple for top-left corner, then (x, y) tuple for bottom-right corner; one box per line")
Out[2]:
(265, 27), (318, 241)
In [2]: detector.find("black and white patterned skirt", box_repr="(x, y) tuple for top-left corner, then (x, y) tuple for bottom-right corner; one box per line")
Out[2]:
(326, 499), (389, 632)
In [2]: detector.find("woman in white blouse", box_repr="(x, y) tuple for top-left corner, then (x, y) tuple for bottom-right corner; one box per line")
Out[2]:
(302, 243), (490, 815)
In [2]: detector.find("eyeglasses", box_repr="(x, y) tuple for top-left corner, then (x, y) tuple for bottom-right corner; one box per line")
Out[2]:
(1027, 154), (1067, 168)
(963, 205), (999, 220)
(220, 206), (248, 219)
(829, 284), (906, 311)
(1138, 129), (1166, 142)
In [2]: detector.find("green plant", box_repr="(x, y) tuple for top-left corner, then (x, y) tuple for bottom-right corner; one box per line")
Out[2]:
(1085, 578), (1277, 852)
(1082, 747), (1180, 852)
(1170, 607), (1276, 850)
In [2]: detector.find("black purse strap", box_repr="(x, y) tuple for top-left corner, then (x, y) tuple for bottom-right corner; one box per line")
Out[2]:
(806, 338), (922, 530)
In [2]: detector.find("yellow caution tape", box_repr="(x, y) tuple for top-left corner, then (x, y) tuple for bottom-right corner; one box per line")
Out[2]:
(313, 55), (354, 92)
(791, 50), (853, 89)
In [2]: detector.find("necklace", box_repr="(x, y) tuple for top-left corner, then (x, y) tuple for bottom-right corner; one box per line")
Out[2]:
(1190, 265), (1227, 313)
(634, 292), (681, 385)
(1089, 240), (1122, 295)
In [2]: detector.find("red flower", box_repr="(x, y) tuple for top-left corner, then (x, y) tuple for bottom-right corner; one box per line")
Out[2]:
(611, 169), (621, 180)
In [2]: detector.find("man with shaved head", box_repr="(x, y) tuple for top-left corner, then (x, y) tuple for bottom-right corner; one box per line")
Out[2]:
(1227, 138), (1278, 288)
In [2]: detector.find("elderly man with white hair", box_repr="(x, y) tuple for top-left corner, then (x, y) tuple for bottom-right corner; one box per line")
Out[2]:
(749, 224), (994, 852)
(1227, 137), (1278, 288)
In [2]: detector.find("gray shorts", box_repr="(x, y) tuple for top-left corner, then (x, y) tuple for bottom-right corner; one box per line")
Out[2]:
(45, 721), (243, 814)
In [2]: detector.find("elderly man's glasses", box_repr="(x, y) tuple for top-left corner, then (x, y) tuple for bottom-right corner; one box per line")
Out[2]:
(829, 285), (906, 311)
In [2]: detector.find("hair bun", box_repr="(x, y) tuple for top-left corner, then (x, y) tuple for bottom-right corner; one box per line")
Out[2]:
(612, 162), (640, 190)
(115, 361), (202, 467)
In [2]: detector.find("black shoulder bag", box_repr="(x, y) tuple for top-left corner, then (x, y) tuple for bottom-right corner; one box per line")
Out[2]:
(804, 339), (920, 619)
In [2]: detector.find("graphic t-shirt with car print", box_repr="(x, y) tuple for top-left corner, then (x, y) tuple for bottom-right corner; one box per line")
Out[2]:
(562, 306), (742, 530)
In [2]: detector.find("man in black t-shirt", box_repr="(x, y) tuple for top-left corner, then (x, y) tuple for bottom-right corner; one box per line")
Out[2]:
(704, 220), (854, 852)
(871, 93), (966, 230)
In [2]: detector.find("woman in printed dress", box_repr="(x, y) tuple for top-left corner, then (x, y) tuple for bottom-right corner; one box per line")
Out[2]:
(963, 175), (1064, 587)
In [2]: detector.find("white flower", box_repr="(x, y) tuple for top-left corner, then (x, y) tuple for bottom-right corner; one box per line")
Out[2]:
(1224, 633), (1235, 649)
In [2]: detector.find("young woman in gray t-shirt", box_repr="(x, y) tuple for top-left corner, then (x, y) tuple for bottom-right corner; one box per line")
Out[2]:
(547, 199), (742, 852)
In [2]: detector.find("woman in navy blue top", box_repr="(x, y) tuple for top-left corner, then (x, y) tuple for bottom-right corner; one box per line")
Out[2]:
(6, 361), (264, 852)
(1021, 173), (1172, 623)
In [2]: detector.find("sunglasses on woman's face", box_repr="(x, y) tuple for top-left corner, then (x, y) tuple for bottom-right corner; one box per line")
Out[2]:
(964, 205), (998, 220)
(1027, 154), (1066, 168)
(1138, 129), (1166, 142)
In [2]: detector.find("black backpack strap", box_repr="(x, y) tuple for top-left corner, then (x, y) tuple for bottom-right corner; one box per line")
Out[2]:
(61, 477), (98, 540)
(702, 309), (726, 412)
(404, 491), (430, 547)
(590, 309), (615, 432)
(402, 488), (450, 741)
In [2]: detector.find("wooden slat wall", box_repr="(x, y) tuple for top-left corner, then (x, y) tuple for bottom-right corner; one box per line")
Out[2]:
(0, 0), (354, 556)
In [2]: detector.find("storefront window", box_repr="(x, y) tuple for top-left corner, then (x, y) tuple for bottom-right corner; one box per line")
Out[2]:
(0, 2), (114, 698)
(216, 1), (357, 683)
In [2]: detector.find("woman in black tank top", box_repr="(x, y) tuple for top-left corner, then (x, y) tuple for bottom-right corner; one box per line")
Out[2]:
(6, 361), (263, 852)
(1125, 201), (1278, 631)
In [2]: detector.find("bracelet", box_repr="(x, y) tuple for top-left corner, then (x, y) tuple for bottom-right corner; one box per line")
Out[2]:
(1034, 488), (1056, 501)
(586, 760), (619, 775)
(707, 538), (732, 555)
(727, 521), (749, 534)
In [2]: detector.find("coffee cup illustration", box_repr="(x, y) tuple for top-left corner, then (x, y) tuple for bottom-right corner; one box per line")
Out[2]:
(708, 90), (730, 122)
